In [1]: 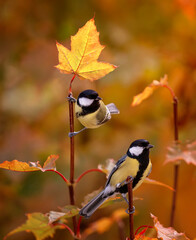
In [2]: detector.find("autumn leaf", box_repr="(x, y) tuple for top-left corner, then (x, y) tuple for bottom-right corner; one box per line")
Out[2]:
(5, 213), (64, 240)
(151, 214), (190, 240)
(30, 154), (59, 172)
(144, 178), (174, 191)
(165, 141), (196, 166)
(0, 160), (41, 172)
(55, 18), (116, 81)
(0, 155), (59, 172)
(132, 74), (171, 106)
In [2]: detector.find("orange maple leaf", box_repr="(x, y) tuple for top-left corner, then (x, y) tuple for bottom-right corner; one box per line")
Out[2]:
(0, 160), (41, 172)
(55, 18), (116, 81)
(0, 155), (59, 172)
(132, 74), (173, 106)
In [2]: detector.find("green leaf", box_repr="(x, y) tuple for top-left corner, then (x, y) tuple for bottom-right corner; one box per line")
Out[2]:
(5, 212), (64, 240)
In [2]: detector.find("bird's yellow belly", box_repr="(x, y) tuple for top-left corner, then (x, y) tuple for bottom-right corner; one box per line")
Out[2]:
(110, 158), (139, 187)
(75, 101), (108, 129)
(77, 111), (100, 129)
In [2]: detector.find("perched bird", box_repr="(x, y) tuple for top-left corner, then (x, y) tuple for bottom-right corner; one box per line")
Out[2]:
(79, 139), (153, 218)
(68, 89), (119, 137)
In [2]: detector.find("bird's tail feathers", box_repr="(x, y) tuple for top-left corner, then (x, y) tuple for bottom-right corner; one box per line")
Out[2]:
(79, 190), (107, 218)
(106, 103), (120, 114)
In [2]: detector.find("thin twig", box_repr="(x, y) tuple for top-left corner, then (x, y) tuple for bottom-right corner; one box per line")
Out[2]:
(45, 169), (70, 185)
(76, 216), (82, 238)
(170, 164), (179, 227)
(134, 225), (153, 236)
(170, 96), (179, 227)
(75, 169), (104, 183)
(52, 223), (75, 237)
(127, 176), (134, 240)
(68, 75), (78, 237)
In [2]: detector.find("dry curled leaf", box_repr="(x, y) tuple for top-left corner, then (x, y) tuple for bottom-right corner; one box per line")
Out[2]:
(151, 213), (190, 240)
(165, 141), (196, 166)
(56, 18), (116, 81)
(132, 75), (169, 106)
(30, 155), (59, 172)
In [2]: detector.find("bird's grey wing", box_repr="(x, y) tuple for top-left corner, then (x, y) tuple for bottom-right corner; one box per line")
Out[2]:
(106, 103), (120, 114)
(105, 154), (127, 187)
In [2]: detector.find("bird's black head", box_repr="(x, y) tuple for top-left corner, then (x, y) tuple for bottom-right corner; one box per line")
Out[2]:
(127, 139), (153, 159)
(77, 89), (102, 108)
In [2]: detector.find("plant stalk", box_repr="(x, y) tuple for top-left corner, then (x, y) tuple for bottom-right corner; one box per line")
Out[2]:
(68, 75), (77, 237)
(170, 96), (179, 227)
(127, 176), (134, 240)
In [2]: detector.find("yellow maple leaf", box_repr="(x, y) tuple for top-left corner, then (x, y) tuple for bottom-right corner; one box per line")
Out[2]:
(132, 74), (169, 106)
(55, 18), (116, 81)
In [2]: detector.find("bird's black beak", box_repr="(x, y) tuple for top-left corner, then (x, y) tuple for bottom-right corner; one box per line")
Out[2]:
(147, 144), (154, 149)
(96, 96), (102, 100)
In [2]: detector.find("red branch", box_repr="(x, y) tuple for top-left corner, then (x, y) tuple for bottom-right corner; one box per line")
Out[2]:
(68, 74), (77, 236)
(75, 169), (104, 183)
(45, 169), (70, 185)
(76, 215), (82, 238)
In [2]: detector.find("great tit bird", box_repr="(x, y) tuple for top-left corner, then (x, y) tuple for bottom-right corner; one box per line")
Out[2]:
(79, 139), (153, 218)
(68, 89), (119, 137)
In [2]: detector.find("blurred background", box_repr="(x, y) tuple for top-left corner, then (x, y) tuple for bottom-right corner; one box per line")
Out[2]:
(0, 0), (196, 239)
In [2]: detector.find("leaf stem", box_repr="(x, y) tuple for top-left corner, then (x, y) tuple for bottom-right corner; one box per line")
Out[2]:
(162, 84), (176, 99)
(75, 169), (104, 183)
(134, 225), (153, 236)
(170, 96), (179, 227)
(52, 223), (75, 237)
(45, 169), (70, 185)
(68, 75), (77, 237)
(127, 176), (134, 240)
(69, 74), (76, 94)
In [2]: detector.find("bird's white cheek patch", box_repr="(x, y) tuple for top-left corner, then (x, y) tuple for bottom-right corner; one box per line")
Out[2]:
(79, 97), (94, 107)
(129, 146), (143, 156)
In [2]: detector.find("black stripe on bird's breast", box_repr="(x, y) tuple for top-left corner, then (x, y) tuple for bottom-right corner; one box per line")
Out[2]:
(77, 101), (100, 116)
(116, 156), (149, 194)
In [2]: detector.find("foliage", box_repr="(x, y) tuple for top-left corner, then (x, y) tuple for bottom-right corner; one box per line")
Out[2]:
(165, 141), (196, 166)
(151, 214), (190, 240)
